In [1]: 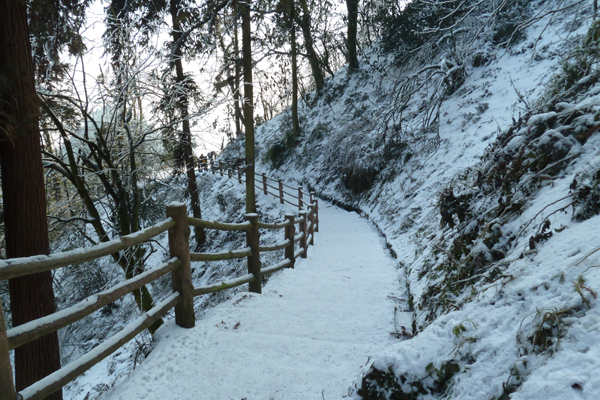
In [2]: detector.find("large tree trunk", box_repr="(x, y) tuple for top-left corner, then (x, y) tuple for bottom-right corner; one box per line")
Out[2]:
(242, 0), (256, 214)
(297, 0), (324, 93)
(0, 1), (62, 398)
(290, 1), (300, 137)
(170, 0), (206, 248)
(346, 0), (359, 72)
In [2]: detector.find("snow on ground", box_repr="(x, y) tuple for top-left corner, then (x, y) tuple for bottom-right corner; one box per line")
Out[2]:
(100, 202), (399, 400)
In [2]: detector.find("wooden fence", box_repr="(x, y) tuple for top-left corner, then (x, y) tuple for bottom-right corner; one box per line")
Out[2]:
(203, 161), (317, 213)
(0, 177), (318, 400)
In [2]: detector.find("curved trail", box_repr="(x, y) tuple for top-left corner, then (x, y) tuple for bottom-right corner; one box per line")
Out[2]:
(103, 203), (398, 400)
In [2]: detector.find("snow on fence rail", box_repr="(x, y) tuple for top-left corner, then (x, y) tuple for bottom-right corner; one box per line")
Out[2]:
(0, 179), (319, 400)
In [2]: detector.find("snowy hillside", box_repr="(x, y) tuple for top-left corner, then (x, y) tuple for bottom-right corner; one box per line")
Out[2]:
(218, 1), (600, 399)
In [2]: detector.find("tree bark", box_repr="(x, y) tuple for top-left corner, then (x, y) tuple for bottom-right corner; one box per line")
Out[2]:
(290, 1), (300, 137)
(346, 0), (359, 72)
(233, 0), (243, 138)
(241, 0), (256, 214)
(0, 1), (62, 398)
(170, 0), (206, 248)
(297, 0), (325, 92)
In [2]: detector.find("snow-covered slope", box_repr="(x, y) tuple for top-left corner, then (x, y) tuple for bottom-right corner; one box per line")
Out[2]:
(220, 1), (600, 399)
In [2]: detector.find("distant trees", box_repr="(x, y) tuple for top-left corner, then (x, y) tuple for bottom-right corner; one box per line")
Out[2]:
(205, 0), (378, 133)
(214, 0), (244, 139)
(102, 0), (231, 249)
(0, 0), (62, 398)
(40, 45), (169, 335)
(294, 2), (322, 91)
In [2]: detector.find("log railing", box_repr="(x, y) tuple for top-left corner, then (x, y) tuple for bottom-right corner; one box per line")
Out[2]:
(0, 192), (319, 400)
(204, 161), (319, 232)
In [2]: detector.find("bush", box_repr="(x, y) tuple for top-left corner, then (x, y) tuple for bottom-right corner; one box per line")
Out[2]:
(378, 0), (468, 56)
(264, 111), (306, 168)
(264, 132), (297, 169)
(308, 122), (330, 143)
(545, 19), (600, 100)
(359, 360), (461, 400)
(341, 164), (380, 194)
(492, 0), (529, 47)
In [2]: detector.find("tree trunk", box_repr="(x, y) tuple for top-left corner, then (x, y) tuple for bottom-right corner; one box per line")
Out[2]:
(290, 1), (300, 137)
(242, 0), (256, 214)
(233, 0), (243, 138)
(297, 0), (325, 92)
(0, 1), (62, 398)
(170, 0), (206, 248)
(346, 0), (359, 72)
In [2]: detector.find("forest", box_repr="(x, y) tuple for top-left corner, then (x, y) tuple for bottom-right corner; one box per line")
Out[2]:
(2, 0), (600, 399)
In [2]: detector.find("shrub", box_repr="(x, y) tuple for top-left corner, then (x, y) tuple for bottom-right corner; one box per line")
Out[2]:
(545, 19), (600, 101)
(378, 0), (467, 56)
(341, 164), (380, 194)
(492, 0), (529, 47)
(264, 112), (302, 169)
(264, 132), (296, 169)
(359, 360), (461, 400)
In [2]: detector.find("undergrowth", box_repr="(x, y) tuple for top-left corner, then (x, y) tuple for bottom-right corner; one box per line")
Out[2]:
(414, 17), (600, 327)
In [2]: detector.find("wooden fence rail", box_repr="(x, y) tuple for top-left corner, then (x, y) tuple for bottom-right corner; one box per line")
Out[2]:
(205, 161), (319, 234)
(0, 182), (319, 400)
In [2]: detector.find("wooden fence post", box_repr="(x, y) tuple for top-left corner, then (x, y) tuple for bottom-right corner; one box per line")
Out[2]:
(210, 160), (215, 174)
(297, 187), (303, 210)
(245, 214), (262, 293)
(299, 211), (308, 258)
(284, 214), (296, 269)
(314, 198), (319, 232)
(166, 203), (196, 328)
(262, 173), (268, 195)
(227, 165), (232, 179)
(308, 206), (315, 246)
(278, 180), (284, 204)
(238, 168), (242, 184)
(0, 297), (16, 400)
(219, 163), (223, 176)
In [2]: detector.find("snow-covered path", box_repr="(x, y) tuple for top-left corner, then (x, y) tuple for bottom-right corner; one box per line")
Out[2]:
(102, 203), (398, 400)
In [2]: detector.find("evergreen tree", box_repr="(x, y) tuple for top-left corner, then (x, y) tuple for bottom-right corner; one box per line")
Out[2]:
(0, 1), (62, 398)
